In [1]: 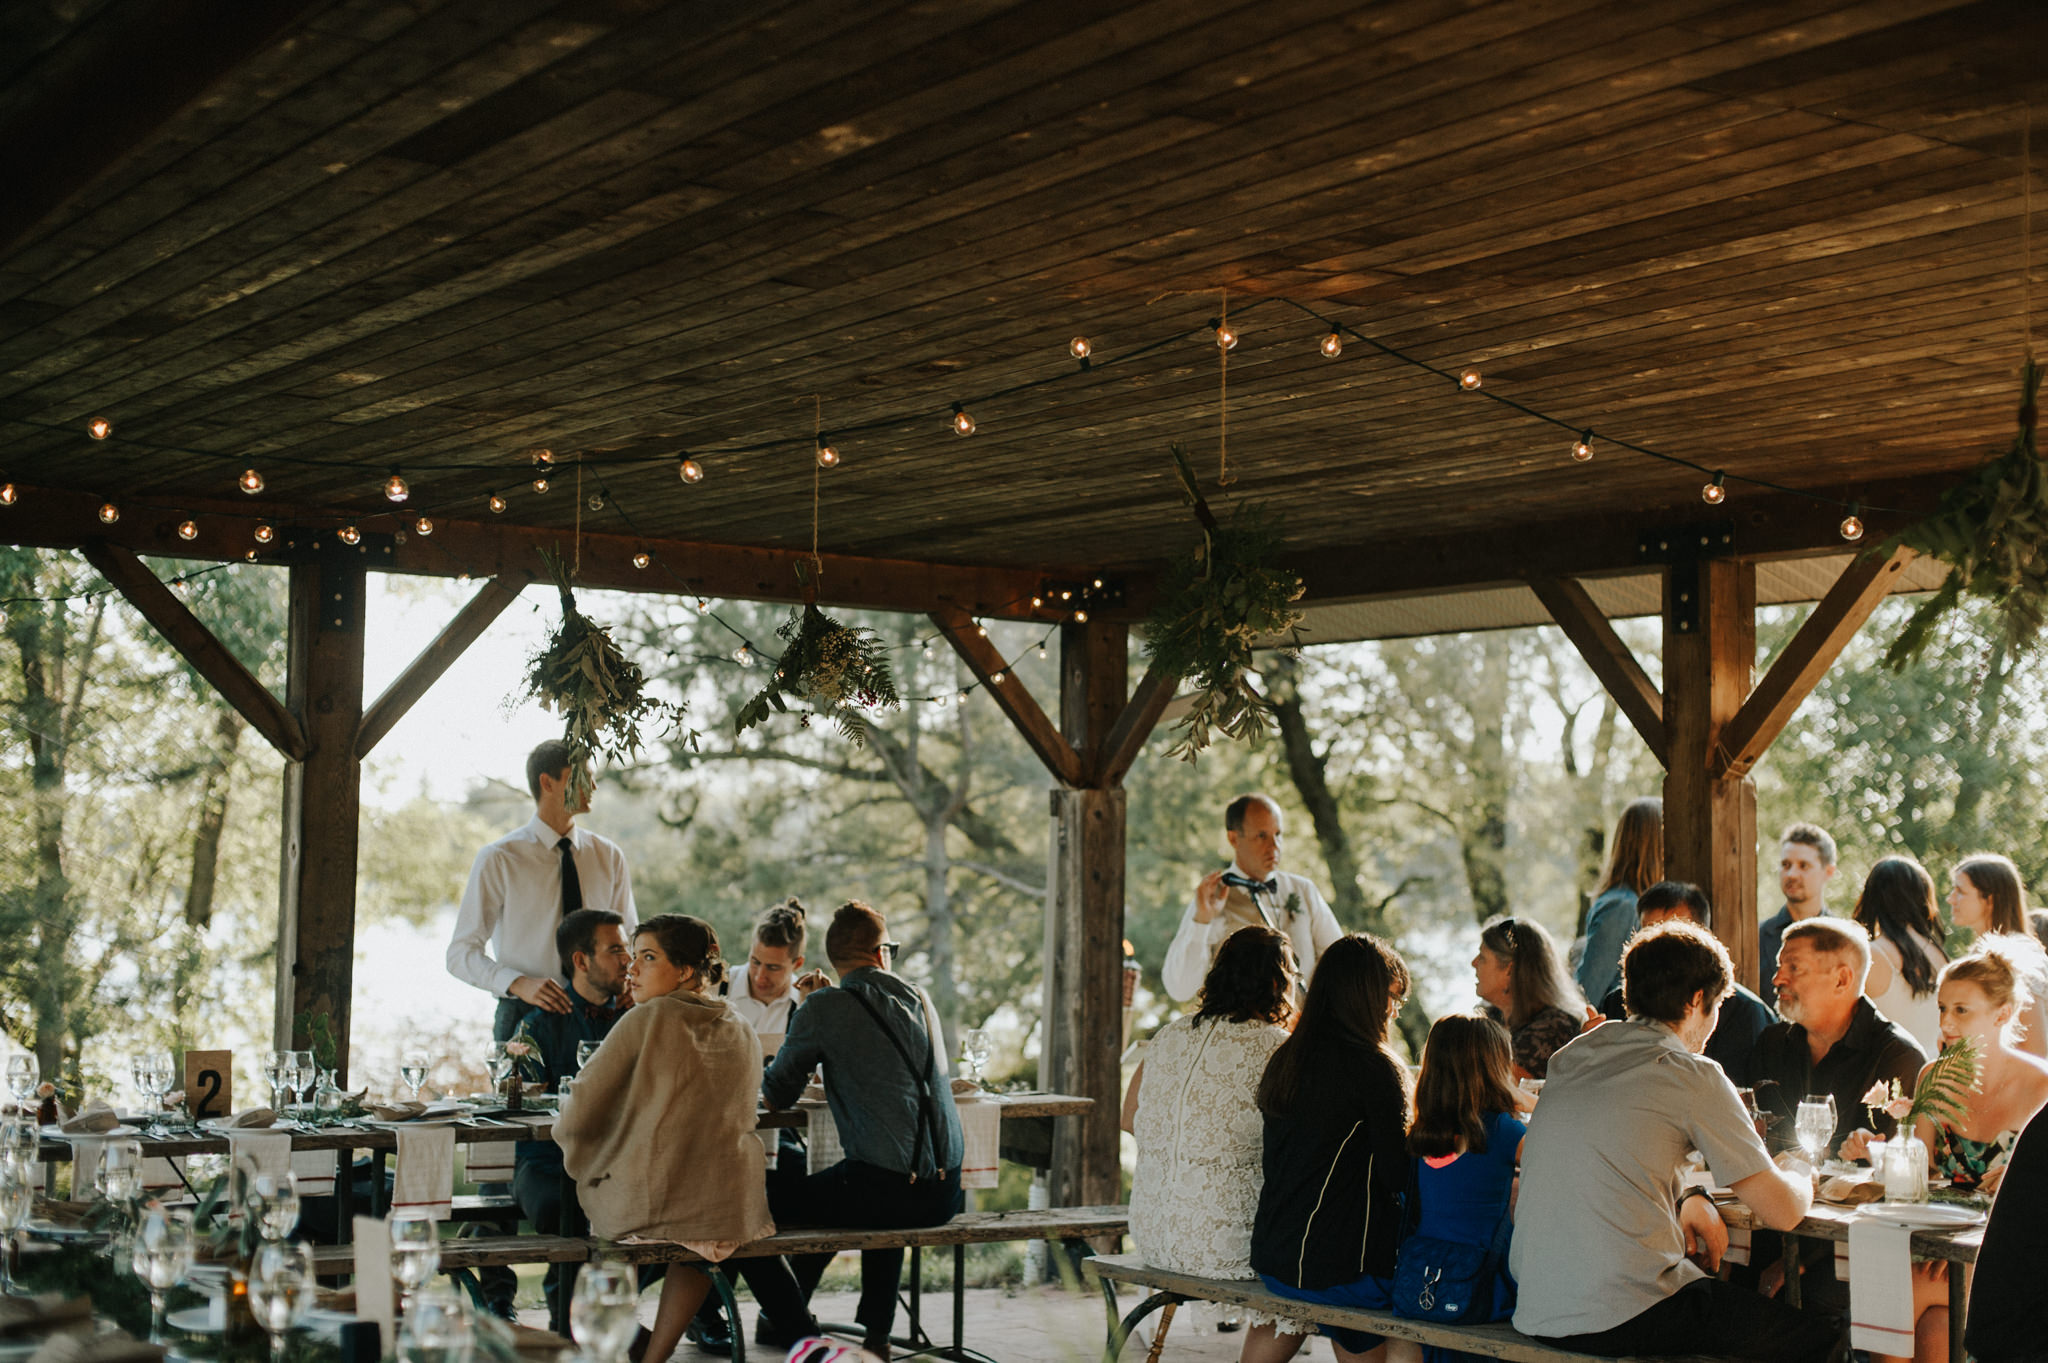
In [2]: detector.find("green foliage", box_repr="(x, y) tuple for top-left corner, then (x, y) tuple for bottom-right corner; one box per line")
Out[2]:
(1910, 1034), (1982, 1129)
(1143, 446), (1305, 760)
(294, 1010), (340, 1072)
(734, 598), (899, 743)
(1885, 358), (2047, 667)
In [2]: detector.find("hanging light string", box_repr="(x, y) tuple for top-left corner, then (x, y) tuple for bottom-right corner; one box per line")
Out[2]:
(0, 559), (234, 605)
(1217, 287), (1232, 487)
(2023, 104), (2034, 359)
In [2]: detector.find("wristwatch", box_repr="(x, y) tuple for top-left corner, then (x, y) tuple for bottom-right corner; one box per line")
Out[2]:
(1676, 1186), (1713, 1213)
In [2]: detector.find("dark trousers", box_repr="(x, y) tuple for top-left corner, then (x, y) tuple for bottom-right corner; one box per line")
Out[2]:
(769, 1159), (963, 1344)
(1540, 1278), (1841, 1363)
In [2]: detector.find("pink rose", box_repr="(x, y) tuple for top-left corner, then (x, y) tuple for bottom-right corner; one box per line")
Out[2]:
(1885, 1096), (1913, 1121)
(1860, 1081), (1892, 1107)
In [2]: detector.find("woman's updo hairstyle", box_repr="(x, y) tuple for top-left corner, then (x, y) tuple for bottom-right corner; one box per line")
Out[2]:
(756, 898), (807, 953)
(1942, 937), (2043, 1031)
(636, 913), (726, 989)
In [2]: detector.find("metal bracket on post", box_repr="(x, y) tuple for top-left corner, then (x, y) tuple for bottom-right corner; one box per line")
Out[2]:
(1639, 522), (1736, 638)
(270, 528), (392, 633)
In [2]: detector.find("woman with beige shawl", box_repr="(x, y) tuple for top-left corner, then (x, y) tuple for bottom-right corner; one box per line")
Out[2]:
(557, 914), (815, 1361)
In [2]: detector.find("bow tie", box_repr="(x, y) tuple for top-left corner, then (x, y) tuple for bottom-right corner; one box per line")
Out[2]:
(1222, 872), (1279, 898)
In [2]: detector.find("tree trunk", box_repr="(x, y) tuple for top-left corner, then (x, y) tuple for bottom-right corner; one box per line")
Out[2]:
(184, 709), (244, 928)
(923, 811), (958, 1058)
(1462, 636), (1512, 923)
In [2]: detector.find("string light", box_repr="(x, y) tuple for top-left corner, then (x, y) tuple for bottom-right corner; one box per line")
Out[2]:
(384, 471), (409, 502)
(1074, 609), (1089, 623)
(1214, 321), (1238, 351)
(679, 457), (704, 484)
(531, 448), (554, 472)
(86, 417), (112, 440)
(414, 516), (434, 536)
(974, 619), (988, 637)
(1037, 644), (1048, 660)
(177, 520), (198, 541)
(990, 671), (1006, 684)
(1701, 472), (1727, 505)
(238, 469), (264, 494)
(922, 643), (934, 661)
(533, 477), (550, 493)
(245, 550), (258, 561)
(0, 484), (16, 506)
(1320, 329), (1343, 358)
(695, 598), (710, 613)
(957, 691), (968, 706)
(488, 494), (507, 513)
(632, 552), (650, 569)
(1031, 595), (1042, 608)
(253, 523), (274, 544)
(338, 526), (361, 545)
(98, 502), (119, 524)
(587, 493), (604, 511)
(1069, 337), (1091, 359)
(1571, 433), (1594, 463)
(734, 644), (755, 668)
(951, 404), (975, 436)
(816, 441), (840, 469)
(1458, 368), (1482, 391)
(1840, 505), (1865, 541)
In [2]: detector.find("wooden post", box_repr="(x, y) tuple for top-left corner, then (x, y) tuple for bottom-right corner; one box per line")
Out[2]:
(274, 551), (367, 1078)
(1044, 619), (1129, 1208)
(1661, 558), (1759, 989)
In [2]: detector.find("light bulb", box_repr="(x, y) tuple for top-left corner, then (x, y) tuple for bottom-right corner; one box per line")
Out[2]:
(384, 472), (409, 502)
(975, 620), (987, 637)
(531, 448), (554, 471)
(679, 458), (704, 484)
(922, 644), (934, 661)
(1570, 433), (1594, 463)
(1036, 645), (1048, 660)
(1030, 595), (1042, 608)
(86, 417), (112, 440)
(533, 477), (550, 493)
(253, 523), (274, 544)
(1458, 368), (1481, 391)
(1214, 323), (1237, 351)
(951, 405), (975, 436)
(338, 526), (361, 545)
(632, 552), (650, 569)
(1069, 336), (1091, 359)
(178, 520), (198, 540)
(98, 502), (119, 524)
(1840, 510), (1865, 541)
(957, 692), (968, 706)
(1320, 330), (1343, 358)
(239, 468), (264, 495)
(587, 493), (604, 511)
(817, 441), (840, 468)
(488, 494), (507, 513)
(1701, 473), (1726, 505)
(990, 671), (1006, 685)
(734, 644), (755, 668)
(245, 550), (258, 561)
(695, 598), (710, 613)
(0, 484), (15, 506)
(414, 517), (434, 536)
(1074, 608), (1089, 623)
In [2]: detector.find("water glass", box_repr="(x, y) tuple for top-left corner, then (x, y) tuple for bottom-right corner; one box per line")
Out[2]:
(0, 1120), (39, 1165)
(961, 1029), (992, 1086)
(389, 1210), (441, 1308)
(251, 1172), (302, 1241)
(483, 1043), (513, 1088)
(266, 1051), (295, 1112)
(401, 1050), (432, 1101)
(575, 1041), (601, 1073)
(131, 1204), (195, 1340)
(249, 1239), (317, 1363)
(0, 1160), (32, 1297)
(290, 1052), (316, 1107)
(570, 1259), (640, 1363)
(1795, 1096), (1836, 1162)
(98, 1138), (145, 1205)
(3, 1055), (35, 1113)
(399, 1282), (473, 1363)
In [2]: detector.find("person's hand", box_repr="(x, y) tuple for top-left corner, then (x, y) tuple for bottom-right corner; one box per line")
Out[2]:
(1678, 1193), (1728, 1272)
(1580, 1004), (1607, 1034)
(1838, 1128), (1876, 1163)
(1979, 1163), (2007, 1195)
(794, 970), (832, 999)
(509, 975), (572, 1013)
(1193, 870), (1227, 924)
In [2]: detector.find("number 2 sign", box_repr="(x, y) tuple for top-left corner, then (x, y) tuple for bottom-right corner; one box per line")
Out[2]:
(183, 1050), (232, 1120)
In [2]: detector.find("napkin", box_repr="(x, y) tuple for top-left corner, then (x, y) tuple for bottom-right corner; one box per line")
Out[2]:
(1819, 1175), (1885, 1205)
(0, 1293), (92, 1336)
(57, 1103), (118, 1135)
(368, 1101), (426, 1122)
(804, 1103), (844, 1174)
(224, 1108), (275, 1129)
(465, 1140), (517, 1185)
(291, 1149), (338, 1198)
(1846, 1216), (1915, 1355)
(956, 1092), (999, 1190)
(26, 1332), (162, 1363)
(950, 1079), (982, 1096)
(227, 1131), (292, 1186)
(393, 1126), (455, 1219)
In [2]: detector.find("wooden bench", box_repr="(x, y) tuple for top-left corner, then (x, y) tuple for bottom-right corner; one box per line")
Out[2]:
(1087, 1254), (1731, 1363)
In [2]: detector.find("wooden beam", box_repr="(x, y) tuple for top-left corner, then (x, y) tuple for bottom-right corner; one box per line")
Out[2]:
(78, 540), (308, 761)
(1530, 576), (1667, 767)
(356, 572), (528, 759)
(930, 603), (1083, 787)
(1713, 547), (1917, 779)
(1093, 660), (1177, 788)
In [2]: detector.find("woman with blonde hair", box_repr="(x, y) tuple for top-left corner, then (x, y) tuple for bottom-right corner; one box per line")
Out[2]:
(1573, 798), (1663, 1007)
(1853, 857), (1950, 1053)
(1947, 855), (2048, 1058)
(1473, 918), (1586, 1080)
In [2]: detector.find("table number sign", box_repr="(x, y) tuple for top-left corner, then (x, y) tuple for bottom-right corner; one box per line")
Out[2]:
(184, 1049), (232, 1119)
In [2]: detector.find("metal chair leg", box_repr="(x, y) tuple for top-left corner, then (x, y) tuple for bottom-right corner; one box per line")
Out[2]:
(1104, 1291), (1182, 1363)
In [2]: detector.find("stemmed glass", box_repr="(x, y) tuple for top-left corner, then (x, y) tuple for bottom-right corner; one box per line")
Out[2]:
(483, 1043), (513, 1097)
(249, 1239), (317, 1363)
(130, 1204), (195, 1341)
(290, 1052), (317, 1111)
(250, 1172), (302, 1241)
(1, 1119), (39, 1167)
(131, 1053), (172, 1131)
(401, 1050), (433, 1102)
(570, 1259), (640, 1363)
(398, 1282), (473, 1363)
(389, 1210), (441, 1312)
(575, 1041), (601, 1074)
(3, 1055), (36, 1117)
(0, 1158), (33, 1296)
(961, 1029), (992, 1087)
(1795, 1096), (1838, 1165)
(266, 1051), (295, 1115)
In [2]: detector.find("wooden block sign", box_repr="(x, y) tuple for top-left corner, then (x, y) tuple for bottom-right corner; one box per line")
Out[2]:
(184, 1050), (232, 1120)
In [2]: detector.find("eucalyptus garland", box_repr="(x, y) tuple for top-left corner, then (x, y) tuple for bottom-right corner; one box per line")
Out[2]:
(1144, 445), (1305, 760)
(1884, 357), (2046, 668)
(522, 549), (684, 800)
(735, 592), (900, 743)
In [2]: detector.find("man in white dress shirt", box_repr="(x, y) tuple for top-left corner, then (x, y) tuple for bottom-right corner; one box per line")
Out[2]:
(1160, 794), (1344, 1002)
(725, 899), (809, 1054)
(447, 739), (638, 1046)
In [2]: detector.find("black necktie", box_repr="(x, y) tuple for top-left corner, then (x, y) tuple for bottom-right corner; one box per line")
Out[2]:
(1222, 871), (1278, 898)
(557, 836), (583, 915)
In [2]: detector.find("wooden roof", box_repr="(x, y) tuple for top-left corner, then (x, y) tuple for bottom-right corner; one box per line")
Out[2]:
(3, 0), (2043, 611)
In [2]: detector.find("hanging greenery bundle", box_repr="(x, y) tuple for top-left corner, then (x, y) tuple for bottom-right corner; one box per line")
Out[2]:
(522, 549), (684, 800)
(736, 566), (899, 742)
(1884, 357), (2046, 668)
(1143, 444), (1305, 761)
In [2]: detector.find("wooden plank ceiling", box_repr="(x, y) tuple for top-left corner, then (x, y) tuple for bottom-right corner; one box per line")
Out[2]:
(1, 0), (2043, 599)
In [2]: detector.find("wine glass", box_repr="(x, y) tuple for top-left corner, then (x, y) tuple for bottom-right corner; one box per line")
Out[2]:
(483, 1042), (513, 1091)
(401, 1050), (432, 1101)
(130, 1204), (195, 1340)
(3, 1055), (35, 1115)
(249, 1239), (317, 1363)
(250, 1172), (301, 1241)
(576, 1041), (601, 1074)
(570, 1259), (640, 1363)
(389, 1210), (441, 1311)
(266, 1051), (294, 1113)
(961, 1029), (992, 1086)
(290, 1051), (316, 1109)
(1795, 1097), (1836, 1164)
(1, 1119), (39, 1166)
(98, 1138), (144, 1204)
(0, 1159), (32, 1297)
(398, 1281), (473, 1363)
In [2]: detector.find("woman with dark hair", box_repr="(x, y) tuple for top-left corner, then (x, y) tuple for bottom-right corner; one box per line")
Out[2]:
(1404, 1014), (1526, 1328)
(1471, 918), (1585, 1080)
(559, 914), (815, 1361)
(1127, 927), (1298, 1292)
(1247, 934), (1420, 1363)
(1853, 857), (1950, 1052)
(1947, 855), (2048, 1059)
(1574, 797), (1664, 1006)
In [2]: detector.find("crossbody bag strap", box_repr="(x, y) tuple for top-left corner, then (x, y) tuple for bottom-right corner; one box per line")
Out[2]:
(843, 985), (946, 1182)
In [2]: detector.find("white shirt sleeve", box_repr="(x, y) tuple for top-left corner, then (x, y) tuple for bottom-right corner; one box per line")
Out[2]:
(1161, 894), (1228, 1002)
(598, 837), (636, 930)
(1302, 880), (1345, 987)
(446, 847), (521, 997)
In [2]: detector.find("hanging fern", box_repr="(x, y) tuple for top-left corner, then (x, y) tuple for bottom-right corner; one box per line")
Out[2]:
(1884, 357), (2046, 668)
(1143, 444), (1305, 761)
(735, 586), (900, 744)
(1908, 1033), (1982, 1131)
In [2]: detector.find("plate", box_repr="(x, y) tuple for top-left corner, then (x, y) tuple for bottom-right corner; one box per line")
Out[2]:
(1860, 1203), (1985, 1228)
(358, 1116), (463, 1128)
(43, 1124), (143, 1139)
(24, 1221), (107, 1243)
(166, 1307), (219, 1335)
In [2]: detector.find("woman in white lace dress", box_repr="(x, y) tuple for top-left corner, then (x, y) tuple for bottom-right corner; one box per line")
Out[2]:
(1127, 925), (1297, 1277)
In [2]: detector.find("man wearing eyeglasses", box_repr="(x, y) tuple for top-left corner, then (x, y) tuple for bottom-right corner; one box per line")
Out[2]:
(764, 901), (962, 1359)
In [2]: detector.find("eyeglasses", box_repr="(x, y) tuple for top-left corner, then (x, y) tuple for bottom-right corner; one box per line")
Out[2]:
(881, 942), (902, 964)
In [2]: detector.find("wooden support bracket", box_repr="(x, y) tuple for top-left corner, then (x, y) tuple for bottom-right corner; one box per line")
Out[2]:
(80, 540), (308, 761)
(1530, 576), (1667, 767)
(1714, 547), (1917, 778)
(1093, 661), (1177, 788)
(930, 603), (1084, 787)
(356, 572), (528, 758)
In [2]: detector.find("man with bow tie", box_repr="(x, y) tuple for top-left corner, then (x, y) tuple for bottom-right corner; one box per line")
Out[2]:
(1160, 794), (1344, 1002)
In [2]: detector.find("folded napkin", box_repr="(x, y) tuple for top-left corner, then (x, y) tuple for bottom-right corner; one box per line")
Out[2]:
(1820, 1175), (1885, 1205)
(1847, 1216), (1915, 1355)
(224, 1108), (275, 1129)
(26, 1331), (162, 1363)
(950, 1078), (982, 1096)
(0, 1293), (92, 1337)
(465, 1140), (516, 1184)
(227, 1131), (292, 1186)
(291, 1149), (338, 1198)
(804, 1102), (844, 1175)
(57, 1103), (118, 1135)
(393, 1126), (455, 1219)
(956, 1092), (999, 1190)
(368, 1101), (426, 1122)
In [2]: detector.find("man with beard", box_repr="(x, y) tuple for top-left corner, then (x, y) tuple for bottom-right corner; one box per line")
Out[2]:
(1758, 824), (1840, 1009)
